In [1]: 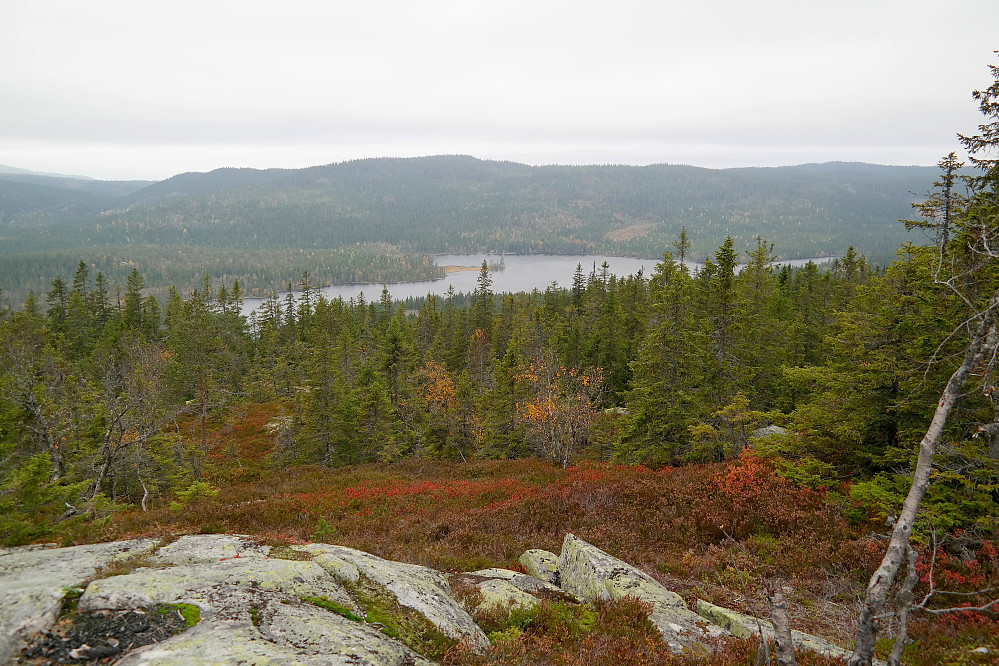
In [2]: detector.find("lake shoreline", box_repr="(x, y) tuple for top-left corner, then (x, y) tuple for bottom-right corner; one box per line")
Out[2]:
(241, 254), (835, 316)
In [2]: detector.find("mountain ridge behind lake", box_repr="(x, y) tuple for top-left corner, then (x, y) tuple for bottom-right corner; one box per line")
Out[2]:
(0, 155), (939, 303)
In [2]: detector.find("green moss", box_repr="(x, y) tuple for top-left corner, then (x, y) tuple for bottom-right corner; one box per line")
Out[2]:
(158, 603), (201, 629)
(530, 600), (597, 639)
(249, 607), (261, 627)
(302, 596), (363, 622)
(513, 604), (543, 628)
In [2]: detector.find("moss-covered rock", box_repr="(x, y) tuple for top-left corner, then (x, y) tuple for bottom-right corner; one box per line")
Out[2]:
(473, 579), (540, 614)
(466, 568), (581, 604)
(299, 543), (489, 650)
(116, 602), (433, 666)
(79, 557), (353, 614)
(152, 534), (269, 565)
(557, 533), (726, 654)
(8, 533), (871, 664)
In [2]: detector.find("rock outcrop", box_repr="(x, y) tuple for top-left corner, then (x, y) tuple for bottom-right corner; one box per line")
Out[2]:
(1, 533), (864, 665)
(557, 533), (727, 654)
(296, 543), (489, 650)
(751, 425), (788, 439)
(696, 600), (886, 666)
(0, 539), (157, 663)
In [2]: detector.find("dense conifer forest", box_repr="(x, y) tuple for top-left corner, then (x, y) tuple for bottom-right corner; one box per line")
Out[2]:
(4, 234), (995, 540)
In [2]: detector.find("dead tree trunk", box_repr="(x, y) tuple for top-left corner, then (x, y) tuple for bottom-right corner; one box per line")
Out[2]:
(767, 584), (796, 666)
(848, 300), (999, 665)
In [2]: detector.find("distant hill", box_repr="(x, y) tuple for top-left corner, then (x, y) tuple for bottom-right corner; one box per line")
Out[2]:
(0, 170), (151, 220)
(0, 163), (93, 179)
(110, 156), (933, 257)
(0, 156), (938, 305)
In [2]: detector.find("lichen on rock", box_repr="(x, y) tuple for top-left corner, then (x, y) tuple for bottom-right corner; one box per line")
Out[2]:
(518, 549), (560, 585)
(556, 533), (727, 654)
(299, 543), (489, 650)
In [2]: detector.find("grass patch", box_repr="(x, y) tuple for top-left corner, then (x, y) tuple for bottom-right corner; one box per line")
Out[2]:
(199, 520), (226, 534)
(94, 551), (157, 579)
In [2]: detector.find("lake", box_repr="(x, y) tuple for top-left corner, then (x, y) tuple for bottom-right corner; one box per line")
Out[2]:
(242, 253), (834, 314)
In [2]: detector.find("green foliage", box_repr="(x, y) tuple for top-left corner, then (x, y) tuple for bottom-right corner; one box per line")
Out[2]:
(846, 475), (907, 523)
(171, 482), (220, 511)
(0, 453), (88, 546)
(686, 392), (764, 463)
(59, 586), (85, 618)
(773, 455), (837, 491)
(524, 600), (598, 640)
(174, 481), (220, 504)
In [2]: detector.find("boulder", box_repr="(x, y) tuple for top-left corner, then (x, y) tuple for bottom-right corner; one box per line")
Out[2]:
(557, 534), (727, 654)
(696, 600), (882, 664)
(472, 579), (540, 614)
(467, 568), (575, 599)
(518, 549), (560, 585)
(751, 425), (788, 439)
(462, 568), (580, 614)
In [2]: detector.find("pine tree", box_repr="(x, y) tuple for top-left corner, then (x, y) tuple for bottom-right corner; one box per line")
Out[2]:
(622, 254), (706, 462)
(849, 54), (999, 664)
(472, 260), (494, 335)
(45, 276), (69, 335)
(123, 268), (145, 331)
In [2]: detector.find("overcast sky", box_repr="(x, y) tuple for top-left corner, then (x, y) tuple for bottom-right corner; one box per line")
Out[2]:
(1, 0), (997, 181)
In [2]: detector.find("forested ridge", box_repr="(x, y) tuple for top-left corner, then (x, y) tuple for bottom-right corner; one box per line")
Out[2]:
(0, 158), (934, 305)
